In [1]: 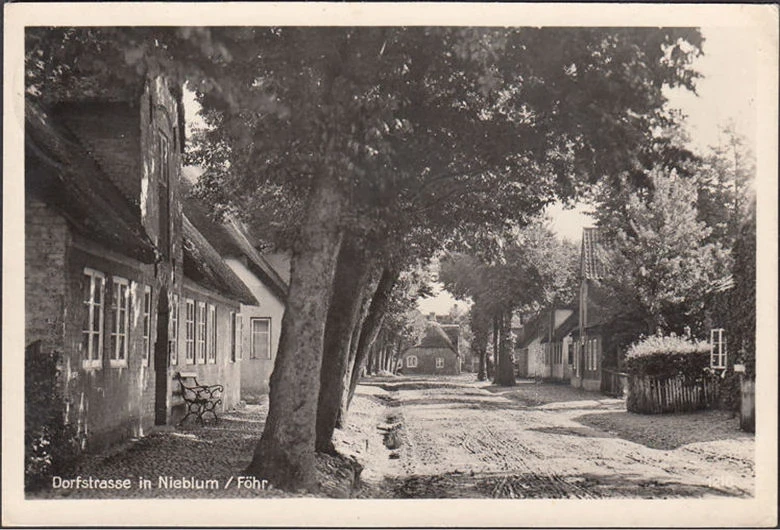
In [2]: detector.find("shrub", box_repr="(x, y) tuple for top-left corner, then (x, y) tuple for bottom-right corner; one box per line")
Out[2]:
(25, 343), (80, 491)
(625, 334), (711, 382)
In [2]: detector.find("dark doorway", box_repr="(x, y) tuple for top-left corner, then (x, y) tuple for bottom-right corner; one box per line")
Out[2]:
(154, 286), (170, 425)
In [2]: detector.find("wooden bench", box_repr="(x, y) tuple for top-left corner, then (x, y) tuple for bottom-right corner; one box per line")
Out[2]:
(175, 371), (224, 426)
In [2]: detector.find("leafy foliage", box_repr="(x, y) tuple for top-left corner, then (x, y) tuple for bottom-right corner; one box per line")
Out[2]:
(595, 167), (728, 338)
(25, 345), (80, 491)
(728, 203), (756, 378)
(439, 222), (579, 318)
(182, 27), (703, 260)
(695, 123), (756, 249)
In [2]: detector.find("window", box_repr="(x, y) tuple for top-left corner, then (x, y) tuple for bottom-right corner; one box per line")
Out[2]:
(568, 343), (574, 365)
(185, 299), (195, 364)
(435, 357), (444, 368)
(710, 328), (727, 370)
(142, 285), (152, 366)
(82, 268), (105, 369)
(237, 314), (243, 360)
(158, 132), (171, 256)
(109, 277), (130, 366)
(169, 294), (179, 365)
(585, 339), (591, 371)
(406, 355), (418, 368)
(207, 304), (217, 364)
(230, 311), (237, 362)
(589, 338), (598, 371)
(196, 302), (207, 364)
(250, 318), (271, 360)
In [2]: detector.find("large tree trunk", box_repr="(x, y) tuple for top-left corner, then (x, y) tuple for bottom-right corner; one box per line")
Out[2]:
(495, 309), (517, 386)
(246, 176), (346, 492)
(470, 300), (490, 381)
(491, 315), (500, 383)
(333, 269), (381, 429)
(344, 268), (398, 412)
(315, 239), (374, 454)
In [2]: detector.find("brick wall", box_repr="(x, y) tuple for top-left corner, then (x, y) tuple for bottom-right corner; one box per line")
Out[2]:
(62, 242), (159, 451)
(25, 196), (69, 352)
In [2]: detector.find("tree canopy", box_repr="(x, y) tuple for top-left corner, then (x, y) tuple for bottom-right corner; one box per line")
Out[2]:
(595, 167), (729, 337)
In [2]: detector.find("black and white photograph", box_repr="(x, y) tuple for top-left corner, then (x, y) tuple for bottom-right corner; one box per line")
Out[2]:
(3, 3), (777, 527)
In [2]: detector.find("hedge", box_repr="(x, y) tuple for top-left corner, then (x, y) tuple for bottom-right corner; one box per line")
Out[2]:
(25, 342), (80, 491)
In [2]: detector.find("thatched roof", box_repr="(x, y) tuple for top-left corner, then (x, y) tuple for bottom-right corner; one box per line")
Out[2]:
(417, 322), (458, 353)
(25, 103), (157, 263)
(182, 215), (258, 305)
(182, 191), (288, 301)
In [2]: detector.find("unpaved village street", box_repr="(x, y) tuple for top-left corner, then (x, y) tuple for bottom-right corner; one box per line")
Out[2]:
(32, 375), (754, 500)
(351, 375), (755, 498)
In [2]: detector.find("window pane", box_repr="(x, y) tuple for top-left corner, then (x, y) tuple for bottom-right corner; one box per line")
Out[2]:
(254, 319), (269, 333)
(258, 337), (269, 360)
(95, 277), (103, 305)
(83, 276), (93, 304)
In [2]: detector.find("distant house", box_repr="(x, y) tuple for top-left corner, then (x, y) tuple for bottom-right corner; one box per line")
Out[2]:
(516, 308), (576, 382)
(25, 76), (257, 452)
(570, 227), (613, 392)
(401, 320), (461, 375)
(540, 310), (578, 381)
(183, 188), (289, 401)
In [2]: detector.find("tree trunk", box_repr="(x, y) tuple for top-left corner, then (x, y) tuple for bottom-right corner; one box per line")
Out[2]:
(315, 238), (374, 454)
(344, 268), (398, 412)
(495, 309), (517, 386)
(470, 300), (490, 381)
(333, 269), (381, 429)
(246, 176), (345, 492)
(491, 315), (500, 383)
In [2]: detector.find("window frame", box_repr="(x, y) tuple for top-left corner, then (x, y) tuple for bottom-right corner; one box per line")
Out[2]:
(229, 311), (237, 363)
(109, 276), (130, 367)
(250, 317), (272, 360)
(82, 268), (105, 369)
(207, 304), (217, 364)
(141, 285), (152, 367)
(710, 328), (727, 370)
(185, 298), (195, 364)
(170, 293), (179, 365)
(406, 355), (418, 368)
(435, 357), (444, 369)
(158, 130), (171, 256)
(196, 301), (207, 364)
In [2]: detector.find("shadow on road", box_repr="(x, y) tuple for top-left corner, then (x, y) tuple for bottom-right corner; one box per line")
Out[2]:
(484, 380), (623, 409)
(574, 409), (751, 450)
(364, 469), (745, 499)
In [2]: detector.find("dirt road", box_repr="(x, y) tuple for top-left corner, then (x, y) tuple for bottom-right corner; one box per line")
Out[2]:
(352, 375), (754, 498)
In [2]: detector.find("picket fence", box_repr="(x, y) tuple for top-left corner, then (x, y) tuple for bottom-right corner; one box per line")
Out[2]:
(627, 374), (719, 414)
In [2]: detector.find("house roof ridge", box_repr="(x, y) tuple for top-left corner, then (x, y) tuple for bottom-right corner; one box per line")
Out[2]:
(225, 215), (289, 299)
(182, 214), (259, 305)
